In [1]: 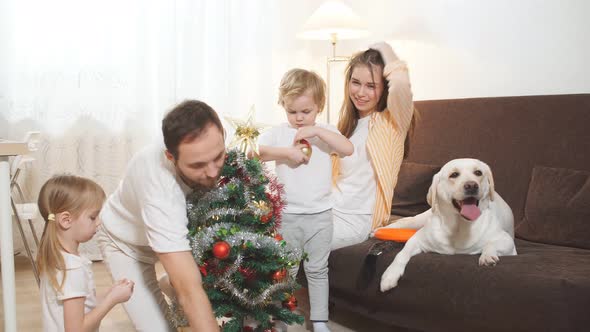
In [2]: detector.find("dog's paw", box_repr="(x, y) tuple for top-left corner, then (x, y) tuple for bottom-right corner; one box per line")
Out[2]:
(478, 253), (499, 266)
(380, 266), (403, 292)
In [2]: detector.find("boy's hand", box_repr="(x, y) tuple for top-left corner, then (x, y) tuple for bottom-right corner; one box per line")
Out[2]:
(106, 278), (134, 304)
(369, 42), (398, 65)
(293, 126), (319, 143)
(286, 146), (310, 165)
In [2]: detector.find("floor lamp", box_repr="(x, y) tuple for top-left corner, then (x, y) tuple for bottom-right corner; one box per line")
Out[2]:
(297, 0), (369, 124)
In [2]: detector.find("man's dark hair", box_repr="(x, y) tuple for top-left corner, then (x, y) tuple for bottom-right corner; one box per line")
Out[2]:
(162, 100), (224, 159)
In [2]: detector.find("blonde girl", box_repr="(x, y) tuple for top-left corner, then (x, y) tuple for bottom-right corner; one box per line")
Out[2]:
(37, 174), (134, 332)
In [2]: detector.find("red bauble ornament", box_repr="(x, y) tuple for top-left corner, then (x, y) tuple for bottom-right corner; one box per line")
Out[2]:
(282, 295), (298, 311)
(299, 139), (310, 146)
(239, 266), (256, 281)
(218, 177), (230, 186)
(271, 269), (287, 282)
(198, 261), (208, 276)
(274, 234), (283, 241)
(212, 241), (231, 260)
(243, 327), (254, 332)
(298, 139), (312, 158)
(260, 211), (273, 223)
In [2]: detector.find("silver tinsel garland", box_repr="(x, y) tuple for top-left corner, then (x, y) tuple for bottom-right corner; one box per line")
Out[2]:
(166, 298), (188, 328)
(187, 176), (271, 225)
(190, 222), (301, 264)
(215, 254), (299, 309)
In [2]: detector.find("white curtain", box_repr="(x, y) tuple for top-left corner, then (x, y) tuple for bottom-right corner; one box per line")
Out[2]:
(0, 0), (343, 259)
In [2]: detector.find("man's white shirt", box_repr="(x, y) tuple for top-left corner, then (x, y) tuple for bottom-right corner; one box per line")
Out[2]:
(100, 143), (192, 263)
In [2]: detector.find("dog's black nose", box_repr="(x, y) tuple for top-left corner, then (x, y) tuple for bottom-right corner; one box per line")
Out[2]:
(464, 181), (479, 194)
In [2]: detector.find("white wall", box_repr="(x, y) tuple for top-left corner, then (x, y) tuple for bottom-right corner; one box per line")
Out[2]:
(290, 0), (590, 103)
(2, 1), (587, 129)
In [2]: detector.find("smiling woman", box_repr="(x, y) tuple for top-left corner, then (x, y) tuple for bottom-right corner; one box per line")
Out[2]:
(330, 42), (417, 251)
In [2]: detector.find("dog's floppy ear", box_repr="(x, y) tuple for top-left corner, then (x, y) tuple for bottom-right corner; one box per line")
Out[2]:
(426, 172), (441, 213)
(484, 163), (495, 201)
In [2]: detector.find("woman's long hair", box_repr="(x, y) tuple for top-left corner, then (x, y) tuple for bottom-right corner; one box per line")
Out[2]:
(333, 49), (418, 185)
(36, 174), (105, 292)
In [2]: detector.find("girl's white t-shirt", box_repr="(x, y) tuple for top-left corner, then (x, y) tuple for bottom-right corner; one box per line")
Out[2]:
(40, 252), (97, 332)
(332, 116), (377, 215)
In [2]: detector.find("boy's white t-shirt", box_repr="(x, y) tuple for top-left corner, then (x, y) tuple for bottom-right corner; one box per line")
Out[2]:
(100, 143), (192, 263)
(332, 116), (377, 214)
(258, 122), (339, 214)
(41, 252), (97, 332)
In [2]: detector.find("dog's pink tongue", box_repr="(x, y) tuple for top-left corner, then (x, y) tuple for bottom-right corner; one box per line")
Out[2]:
(460, 198), (481, 221)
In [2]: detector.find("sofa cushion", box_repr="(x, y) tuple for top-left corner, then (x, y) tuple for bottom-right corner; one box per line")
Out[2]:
(391, 162), (440, 217)
(516, 166), (590, 249)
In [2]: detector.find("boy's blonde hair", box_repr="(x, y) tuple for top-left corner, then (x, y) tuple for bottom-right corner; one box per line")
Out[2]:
(37, 174), (106, 292)
(278, 68), (326, 113)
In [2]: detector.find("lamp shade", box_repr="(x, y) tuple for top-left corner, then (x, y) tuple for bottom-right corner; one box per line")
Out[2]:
(297, 1), (369, 40)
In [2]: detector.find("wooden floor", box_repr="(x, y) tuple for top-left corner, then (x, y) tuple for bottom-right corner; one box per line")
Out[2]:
(1, 255), (393, 331)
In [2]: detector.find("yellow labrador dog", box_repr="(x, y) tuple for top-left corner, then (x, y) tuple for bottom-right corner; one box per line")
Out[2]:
(378, 158), (517, 292)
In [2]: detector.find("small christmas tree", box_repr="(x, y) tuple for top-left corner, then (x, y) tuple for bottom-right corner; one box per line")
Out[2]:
(168, 149), (304, 332)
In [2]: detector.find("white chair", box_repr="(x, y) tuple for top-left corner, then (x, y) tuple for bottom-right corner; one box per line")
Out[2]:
(10, 131), (41, 286)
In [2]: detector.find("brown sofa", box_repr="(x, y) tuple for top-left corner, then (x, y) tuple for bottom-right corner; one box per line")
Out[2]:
(328, 94), (590, 332)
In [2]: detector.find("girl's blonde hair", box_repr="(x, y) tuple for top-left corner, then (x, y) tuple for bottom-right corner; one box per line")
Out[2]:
(36, 174), (106, 292)
(278, 68), (326, 113)
(332, 49), (418, 185)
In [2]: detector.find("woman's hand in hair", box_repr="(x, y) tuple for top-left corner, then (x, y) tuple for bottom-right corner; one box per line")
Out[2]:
(369, 42), (399, 66)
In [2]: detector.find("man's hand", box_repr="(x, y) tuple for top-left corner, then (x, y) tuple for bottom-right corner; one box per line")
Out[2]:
(158, 251), (219, 331)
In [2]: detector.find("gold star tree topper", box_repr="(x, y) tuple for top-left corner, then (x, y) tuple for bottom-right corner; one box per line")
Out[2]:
(224, 105), (270, 156)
